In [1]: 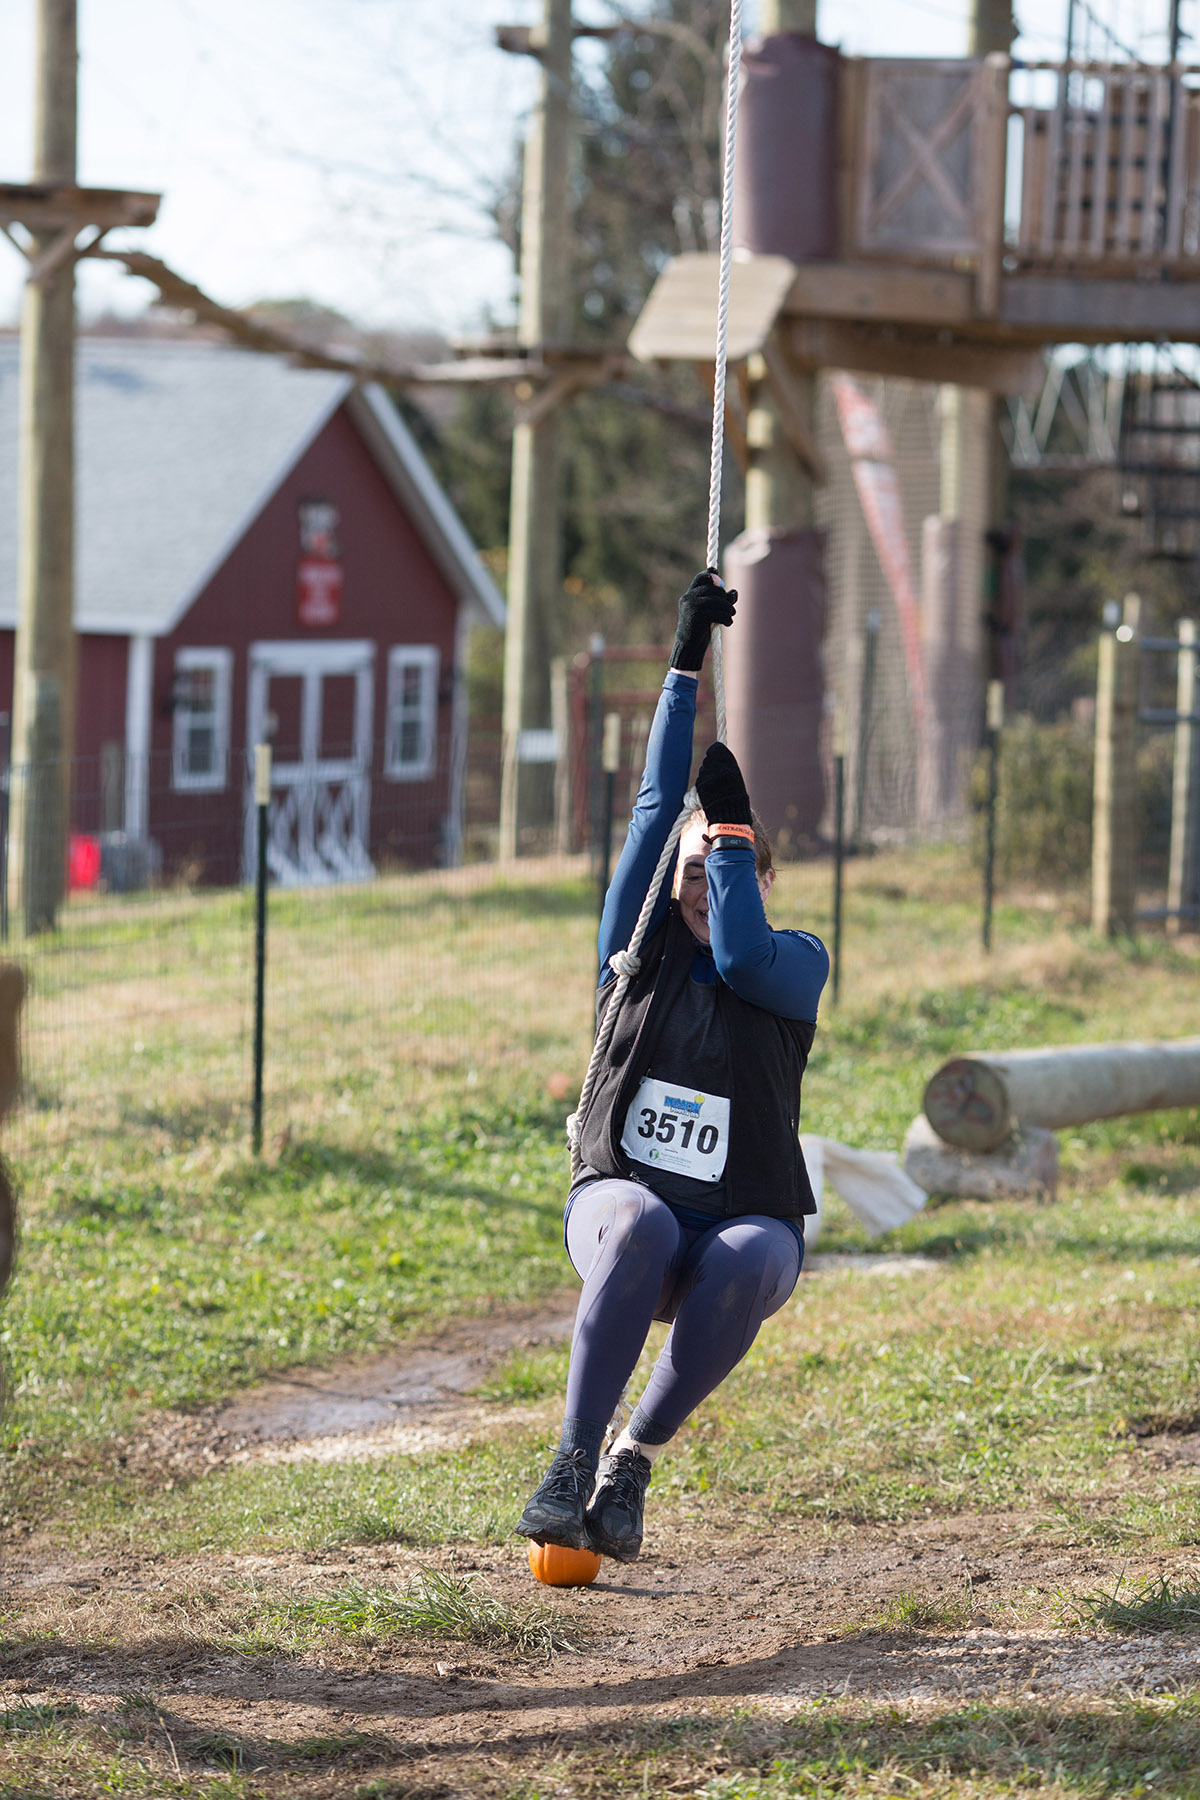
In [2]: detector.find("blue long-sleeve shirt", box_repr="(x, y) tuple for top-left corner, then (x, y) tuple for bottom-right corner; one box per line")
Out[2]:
(598, 672), (828, 1023)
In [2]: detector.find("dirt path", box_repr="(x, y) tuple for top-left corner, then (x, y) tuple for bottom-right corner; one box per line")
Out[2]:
(5, 1262), (1199, 1794)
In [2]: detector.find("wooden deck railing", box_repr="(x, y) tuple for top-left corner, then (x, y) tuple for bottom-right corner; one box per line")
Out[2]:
(1012, 63), (1200, 267)
(845, 55), (1200, 312)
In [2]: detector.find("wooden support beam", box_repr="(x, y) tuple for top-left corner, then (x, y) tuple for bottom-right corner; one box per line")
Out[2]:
(783, 259), (975, 326)
(0, 181), (159, 234)
(760, 336), (827, 482)
(1092, 595), (1141, 937)
(788, 317), (1042, 393)
(1167, 618), (1199, 934)
(694, 362), (748, 473)
(1000, 274), (1200, 343)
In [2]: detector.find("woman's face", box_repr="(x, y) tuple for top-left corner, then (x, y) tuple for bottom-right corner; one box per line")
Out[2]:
(674, 818), (774, 945)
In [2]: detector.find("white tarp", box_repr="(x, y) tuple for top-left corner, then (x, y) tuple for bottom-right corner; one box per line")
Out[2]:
(801, 1134), (927, 1247)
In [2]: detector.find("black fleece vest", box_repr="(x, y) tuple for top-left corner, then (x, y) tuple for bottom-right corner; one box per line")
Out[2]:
(577, 905), (818, 1218)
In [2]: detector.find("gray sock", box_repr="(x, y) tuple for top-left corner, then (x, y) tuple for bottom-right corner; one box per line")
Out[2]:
(558, 1416), (605, 1470)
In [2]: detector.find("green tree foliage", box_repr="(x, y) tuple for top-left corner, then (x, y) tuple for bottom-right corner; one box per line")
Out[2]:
(1010, 464), (1185, 721)
(971, 713), (1174, 886)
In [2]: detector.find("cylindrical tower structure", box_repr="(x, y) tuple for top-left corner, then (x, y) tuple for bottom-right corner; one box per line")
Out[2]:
(723, 526), (826, 851)
(732, 34), (839, 265)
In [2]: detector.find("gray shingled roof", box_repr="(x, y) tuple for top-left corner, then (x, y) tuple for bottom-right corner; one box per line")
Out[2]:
(0, 335), (505, 635)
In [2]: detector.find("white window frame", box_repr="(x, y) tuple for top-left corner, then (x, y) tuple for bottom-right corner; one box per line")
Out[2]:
(384, 645), (440, 782)
(172, 647), (233, 792)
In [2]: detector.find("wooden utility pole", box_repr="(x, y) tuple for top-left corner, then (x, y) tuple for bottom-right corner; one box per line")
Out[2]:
(1166, 618), (1198, 934)
(743, 0), (818, 540)
(11, 0), (79, 933)
(499, 0), (574, 858)
(931, 0), (1015, 833)
(1, 11), (159, 933)
(1092, 595), (1141, 937)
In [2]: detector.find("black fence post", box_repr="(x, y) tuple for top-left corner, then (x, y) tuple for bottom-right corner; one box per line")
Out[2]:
(598, 711), (621, 922)
(982, 679), (1004, 953)
(588, 635), (605, 877)
(252, 743), (271, 1156)
(854, 607), (880, 847)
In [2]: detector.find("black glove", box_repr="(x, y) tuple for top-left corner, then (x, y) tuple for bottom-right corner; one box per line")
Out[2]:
(695, 741), (752, 829)
(670, 570), (737, 673)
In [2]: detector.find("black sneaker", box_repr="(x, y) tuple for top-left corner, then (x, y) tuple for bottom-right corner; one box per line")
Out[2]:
(515, 1448), (596, 1549)
(584, 1447), (652, 1562)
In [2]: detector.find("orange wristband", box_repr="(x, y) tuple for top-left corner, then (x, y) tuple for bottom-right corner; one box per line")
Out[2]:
(707, 822), (755, 844)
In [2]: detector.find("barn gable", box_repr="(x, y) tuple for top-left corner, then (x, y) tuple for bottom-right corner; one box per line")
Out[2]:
(0, 335), (505, 635)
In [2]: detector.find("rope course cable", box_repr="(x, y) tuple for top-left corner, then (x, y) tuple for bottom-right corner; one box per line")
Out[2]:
(567, 0), (744, 1179)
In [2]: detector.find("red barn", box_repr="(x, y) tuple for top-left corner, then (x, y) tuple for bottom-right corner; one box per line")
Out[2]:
(0, 335), (505, 887)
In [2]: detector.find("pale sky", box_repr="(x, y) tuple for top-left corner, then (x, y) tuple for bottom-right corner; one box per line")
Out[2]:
(0, 0), (1181, 337)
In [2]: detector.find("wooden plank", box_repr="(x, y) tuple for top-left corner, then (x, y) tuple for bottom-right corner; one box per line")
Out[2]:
(1018, 107), (1043, 251)
(787, 317), (1042, 392)
(1091, 72), (1115, 256)
(976, 53), (1009, 317)
(693, 362), (747, 473)
(0, 181), (160, 231)
(1115, 72), (1139, 254)
(1064, 79), (1087, 252)
(836, 55), (867, 260)
(1001, 270), (1200, 339)
(1039, 81), (1064, 255)
(628, 252), (797, 362)
(1164, 72), (1189, 255)
(1166, 618), (1198, 932)
(1140, 71), (1169, 253)
(782, 259), (974, 324)
(760, 336), (828, 481)
(855, 60), (885, 253)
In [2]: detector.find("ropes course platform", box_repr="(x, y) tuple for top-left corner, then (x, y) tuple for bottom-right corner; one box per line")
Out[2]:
(630, 50), (1200, 391)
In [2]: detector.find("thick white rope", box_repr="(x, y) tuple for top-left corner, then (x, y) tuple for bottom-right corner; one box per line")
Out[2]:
(705, 0), (743, 750)
(568, 0), (743, 1179)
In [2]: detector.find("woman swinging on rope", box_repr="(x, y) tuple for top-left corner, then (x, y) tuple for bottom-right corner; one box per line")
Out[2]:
(516, 570), (829, 1562)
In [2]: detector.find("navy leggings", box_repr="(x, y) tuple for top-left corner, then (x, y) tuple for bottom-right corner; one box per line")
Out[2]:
(563, 1177), (802, 1442)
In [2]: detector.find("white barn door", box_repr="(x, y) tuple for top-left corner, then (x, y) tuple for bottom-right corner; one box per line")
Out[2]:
(244, 641), (376, 886)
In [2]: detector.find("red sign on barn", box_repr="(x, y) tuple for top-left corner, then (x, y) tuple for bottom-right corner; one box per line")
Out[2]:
(297, 500), (343, 626)
(297, 556), (343, 626)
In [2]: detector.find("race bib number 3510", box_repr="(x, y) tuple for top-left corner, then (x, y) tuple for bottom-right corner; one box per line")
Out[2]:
(619, 1076), (731, 1182)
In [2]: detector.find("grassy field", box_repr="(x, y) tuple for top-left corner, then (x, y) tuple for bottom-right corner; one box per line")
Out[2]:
(3, 846), (1200, 1797)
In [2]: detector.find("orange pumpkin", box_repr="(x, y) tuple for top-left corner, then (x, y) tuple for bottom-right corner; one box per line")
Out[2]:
(527, 1539), (602, 1586)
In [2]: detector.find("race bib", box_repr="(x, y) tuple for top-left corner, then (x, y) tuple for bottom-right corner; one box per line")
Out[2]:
(620, 1076), (730, 1182)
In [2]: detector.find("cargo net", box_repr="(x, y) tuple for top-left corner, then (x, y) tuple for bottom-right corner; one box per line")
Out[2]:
(815, 372), (990, 844)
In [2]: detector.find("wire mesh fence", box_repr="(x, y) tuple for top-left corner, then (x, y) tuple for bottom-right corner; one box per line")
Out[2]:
(8, 849), (604, 1166)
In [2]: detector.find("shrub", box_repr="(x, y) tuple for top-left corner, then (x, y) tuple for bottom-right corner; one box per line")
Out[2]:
(970, 714), (1174, 887)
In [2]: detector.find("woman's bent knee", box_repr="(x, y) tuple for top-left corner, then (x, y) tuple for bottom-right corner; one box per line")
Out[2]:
(600, 1187), (681, 1262)
(695, 1217), (801, 1315)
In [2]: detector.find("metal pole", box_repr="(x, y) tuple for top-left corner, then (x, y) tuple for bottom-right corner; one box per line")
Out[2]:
(832, 713), (846, 1004)
(251, 744), (271, 1156)
(982, 678), (1004, 952)
(598, 710), (621, 920)
(587, 634), (605, 875)
(853, 607), (880, 846)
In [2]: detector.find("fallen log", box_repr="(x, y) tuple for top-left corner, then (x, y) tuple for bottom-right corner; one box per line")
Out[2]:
(923, 1038), (1200, 1153)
